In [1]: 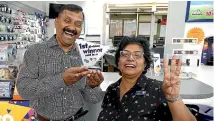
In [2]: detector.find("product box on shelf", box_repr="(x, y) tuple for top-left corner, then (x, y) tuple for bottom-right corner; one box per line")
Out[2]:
(0, 80), (14, 99)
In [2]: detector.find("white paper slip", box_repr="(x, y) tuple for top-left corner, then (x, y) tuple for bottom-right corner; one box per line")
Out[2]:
(172, 38), (198, 44)
(172, 49), (199, 55)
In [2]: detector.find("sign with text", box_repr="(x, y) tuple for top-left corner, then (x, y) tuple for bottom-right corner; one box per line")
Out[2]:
(172, 38), (198, 44)
(185, 1), (214, 22)
(75, 40), (110, 66)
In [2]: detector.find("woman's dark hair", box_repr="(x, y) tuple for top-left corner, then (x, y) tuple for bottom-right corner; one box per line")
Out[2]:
(115, 35), (152, 75)
(204, 37), (209, 43)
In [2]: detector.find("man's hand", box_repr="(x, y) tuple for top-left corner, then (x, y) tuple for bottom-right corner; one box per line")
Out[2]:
(63, 66), (90, 85)
(87, 70), (104, 88)
(162, 55), (182, 99)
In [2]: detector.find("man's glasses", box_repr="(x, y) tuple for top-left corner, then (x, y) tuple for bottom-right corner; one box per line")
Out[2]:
(120, 50), (144, 60)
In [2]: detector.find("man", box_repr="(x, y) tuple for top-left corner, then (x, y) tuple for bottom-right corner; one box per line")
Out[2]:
(16, 4), (104, 121)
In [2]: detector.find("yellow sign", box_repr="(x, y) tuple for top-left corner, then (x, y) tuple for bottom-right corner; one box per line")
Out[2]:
(187, 27), (205, 44)
(0, 102), (35, 121)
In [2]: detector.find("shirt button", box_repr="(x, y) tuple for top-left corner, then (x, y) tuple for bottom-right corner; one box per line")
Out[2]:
(64, 97), (66, 100)
(65, 53), (68, 55)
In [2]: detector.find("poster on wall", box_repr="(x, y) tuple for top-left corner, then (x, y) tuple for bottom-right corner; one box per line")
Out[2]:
(0, 101), (36, 121)
(184, 24), (213, 65)
(201, 36), (214, 65)
(152, 54), (161, 75)
(186, 27), (205, 44)
(185, 1), (214, 22)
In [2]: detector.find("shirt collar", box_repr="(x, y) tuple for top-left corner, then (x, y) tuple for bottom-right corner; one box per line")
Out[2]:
(46, 34), (77, 51)
(116, 74), (148, 90)
(135, 74), (148, 90)
(46, 34), (59, 48)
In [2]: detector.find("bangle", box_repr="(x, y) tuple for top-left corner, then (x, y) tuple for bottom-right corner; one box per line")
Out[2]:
(165, 95), (182, 103)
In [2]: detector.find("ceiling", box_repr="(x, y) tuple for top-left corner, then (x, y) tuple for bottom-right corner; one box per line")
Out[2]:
(19, 1), (47, 12)
(19, 1), (169, 15)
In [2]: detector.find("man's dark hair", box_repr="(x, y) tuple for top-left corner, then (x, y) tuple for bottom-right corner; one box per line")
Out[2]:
(115, 36), (152, 75)
(58, 4), (84, 20)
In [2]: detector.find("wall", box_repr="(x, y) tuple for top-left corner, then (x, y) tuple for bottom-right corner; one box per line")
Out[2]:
(165, 1), (187, 45)
(19, 1), (46, 13)
(45, 1), (105, 39)
(84, 0), (105, 35)
(163, 1), (187, 59)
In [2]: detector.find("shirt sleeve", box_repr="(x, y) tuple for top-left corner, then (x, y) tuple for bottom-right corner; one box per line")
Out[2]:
(81, 81), (104, 104)
(16, 45), (67, 100)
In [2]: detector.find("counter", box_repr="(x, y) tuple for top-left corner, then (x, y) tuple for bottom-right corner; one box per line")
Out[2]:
(100, 66), (213, 99)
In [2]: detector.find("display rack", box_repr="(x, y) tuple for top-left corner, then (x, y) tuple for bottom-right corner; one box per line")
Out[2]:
(0, 2), (47, 101)
(0, 2), (47, 121)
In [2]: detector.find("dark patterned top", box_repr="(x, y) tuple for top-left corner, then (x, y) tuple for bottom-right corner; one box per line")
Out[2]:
(98, 74), (172, 121)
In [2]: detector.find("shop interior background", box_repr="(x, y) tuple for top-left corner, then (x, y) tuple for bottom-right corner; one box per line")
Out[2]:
(0, 1), (213, 121)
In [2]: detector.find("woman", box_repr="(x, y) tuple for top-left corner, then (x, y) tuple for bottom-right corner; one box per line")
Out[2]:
(98, 36), (196, 121)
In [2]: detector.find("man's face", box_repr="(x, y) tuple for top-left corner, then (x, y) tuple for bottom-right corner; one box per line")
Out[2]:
(55, 10), (83, 48)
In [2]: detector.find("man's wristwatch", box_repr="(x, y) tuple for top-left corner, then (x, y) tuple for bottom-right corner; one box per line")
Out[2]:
(165, 95), (182, 103)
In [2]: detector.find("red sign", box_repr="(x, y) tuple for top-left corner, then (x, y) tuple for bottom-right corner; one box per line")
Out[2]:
(161, 18), (167, 25)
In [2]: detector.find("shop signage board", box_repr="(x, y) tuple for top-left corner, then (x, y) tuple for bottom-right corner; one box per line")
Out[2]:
(185, 1), (214, 22)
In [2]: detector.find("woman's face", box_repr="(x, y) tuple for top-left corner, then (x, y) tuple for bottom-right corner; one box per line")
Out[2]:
(203, 42), (208, 50)
(118, 44), (146, 77)
(212, 43), (214, 50)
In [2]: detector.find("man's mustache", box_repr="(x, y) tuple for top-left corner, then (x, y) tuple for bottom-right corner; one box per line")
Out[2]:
(63, 27), (77, 35)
